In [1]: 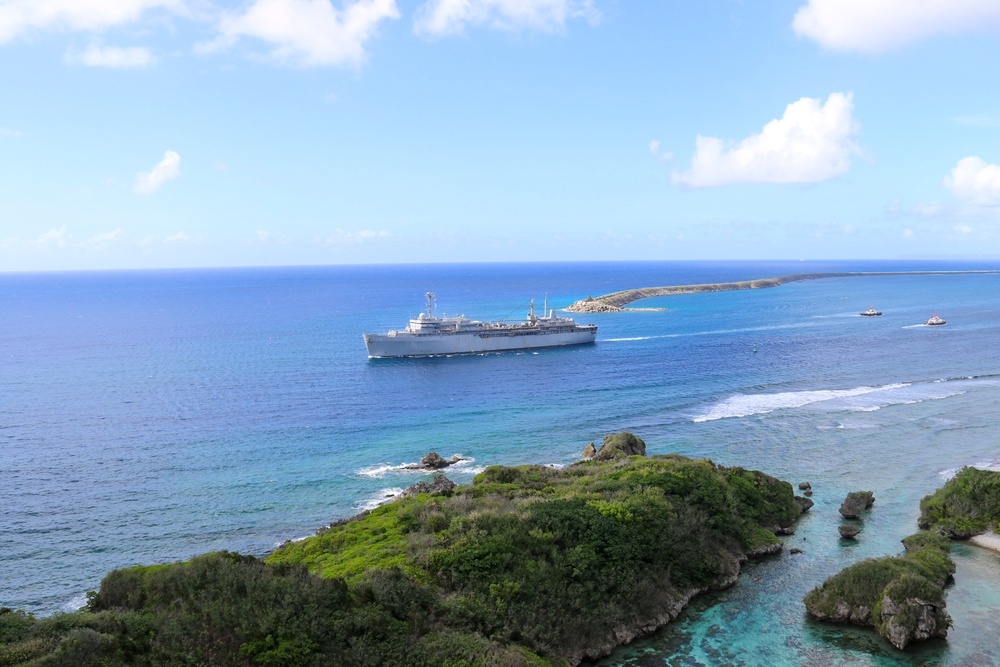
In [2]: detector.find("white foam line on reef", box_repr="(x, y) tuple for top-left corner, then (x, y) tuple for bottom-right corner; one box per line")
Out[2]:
(692, 383), (909, 422)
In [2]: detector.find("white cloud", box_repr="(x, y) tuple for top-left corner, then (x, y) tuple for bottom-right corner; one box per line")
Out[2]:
(414, 0), (598, 36)
(134, 150), (180, 194)
(0, 0), (184, 43)
(164, 231), (191, 243)
(208, 0), (400, 67)
(0, 126), (24, 137)
(955, 223), (974, 235)
(37, 226), (68, 246)
(85, 227), (124, 245)
(902, 228), (914, 239)
(672, 92), (859, 188)
(66, 43), (155, 67)
(648, 139), (672, 164)
(944, 157), (1000, 207)
(792, 0), (1000, 53)
(319, 229), (390, 243)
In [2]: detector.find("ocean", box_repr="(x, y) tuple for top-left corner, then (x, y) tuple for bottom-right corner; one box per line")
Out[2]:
(3, 259), (1000, 665)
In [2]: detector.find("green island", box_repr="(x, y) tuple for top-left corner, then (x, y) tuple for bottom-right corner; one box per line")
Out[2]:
(565, 270), (1000, 312)
(803, 467), (1000, 650)
(0, 434), (809, 667)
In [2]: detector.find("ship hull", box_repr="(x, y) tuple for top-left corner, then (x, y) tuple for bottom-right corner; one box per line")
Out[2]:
(364, 328), (597, 358)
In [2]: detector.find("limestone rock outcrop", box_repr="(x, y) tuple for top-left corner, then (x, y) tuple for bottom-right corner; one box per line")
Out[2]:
(839, 491), (875, 519)
(405, 452), (466, 471)
(591, 432), (647, 461)
(397, 474), (456, 500)
(804, 532), (953, 651)
(839, 524), (861, 539)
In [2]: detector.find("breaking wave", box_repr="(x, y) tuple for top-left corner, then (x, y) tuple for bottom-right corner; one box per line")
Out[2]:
(693, 384), (909, 422)
(356, 455), (476, 479)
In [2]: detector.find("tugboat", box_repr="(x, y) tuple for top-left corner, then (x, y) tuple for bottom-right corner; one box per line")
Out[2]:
(860, 306), (883, 317)
(924, 313), (946, 326)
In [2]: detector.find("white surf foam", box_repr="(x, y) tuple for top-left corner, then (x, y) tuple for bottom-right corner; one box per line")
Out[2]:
(62, 592), (89, 612)
(356, 455), (477, 479)
(693, 383), (909, 422)
(939, 460), (1000, 479)
(354, 487), (405, 511)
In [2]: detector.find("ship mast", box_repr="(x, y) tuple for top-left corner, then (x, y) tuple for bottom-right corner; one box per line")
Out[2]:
(425, 292), (435, 318)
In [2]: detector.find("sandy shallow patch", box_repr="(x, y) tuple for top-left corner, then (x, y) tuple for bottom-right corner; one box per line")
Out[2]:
(969, 531), (1000, 553)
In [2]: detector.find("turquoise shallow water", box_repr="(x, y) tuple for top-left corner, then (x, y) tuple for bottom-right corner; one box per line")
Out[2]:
(3, 260), (1000, 665)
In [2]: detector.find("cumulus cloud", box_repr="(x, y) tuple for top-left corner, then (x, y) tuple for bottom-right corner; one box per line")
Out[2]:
(319, 229), (390, 243)
(672, 92), (859, 188)
(944, 157), (1000, 207)
(0, 126), (23, 137)
(414, 0), (598, 36)
(66, 43), (155, 67)
(0, 0), (184, 43)
(85, 227), (125, 245)
(792, 0), (1000, 53)
(134, 150), (180, 194)
(37, 226), (68, 246)
(206, 0), (400, 67)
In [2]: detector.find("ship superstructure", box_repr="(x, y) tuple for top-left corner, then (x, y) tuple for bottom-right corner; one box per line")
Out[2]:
(363, 292), (597, 358)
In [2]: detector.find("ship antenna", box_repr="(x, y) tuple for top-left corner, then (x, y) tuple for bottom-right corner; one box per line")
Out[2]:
(529, 298), (535, 321)
(543, 293), (548, 318)
(426, 292), (435, 318)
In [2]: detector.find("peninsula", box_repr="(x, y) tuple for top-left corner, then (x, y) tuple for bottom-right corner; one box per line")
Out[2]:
(0, 434), (810, 667)
(566, 271), (1000, 313)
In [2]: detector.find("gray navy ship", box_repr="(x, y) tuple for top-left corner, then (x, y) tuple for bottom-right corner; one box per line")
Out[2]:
(363, 292), (597, 358)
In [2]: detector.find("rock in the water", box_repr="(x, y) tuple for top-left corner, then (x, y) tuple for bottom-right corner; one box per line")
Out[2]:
(790, 548), (804, 554)
(799, 482), (812, 490)
(592, 432), (647, 461)
(839, 524), (861, 539)
(840, 491), (875, 519)
(804, 489), (814, 497)
(404, 452), (466, 471)
(581, 442), (597, 458)
(795, 496), (815, 513)
(420, 451), (449, 469)
(397, 474), (456, 500)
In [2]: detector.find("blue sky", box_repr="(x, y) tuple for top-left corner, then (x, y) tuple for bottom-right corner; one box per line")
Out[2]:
(2, 0), (1000, 270)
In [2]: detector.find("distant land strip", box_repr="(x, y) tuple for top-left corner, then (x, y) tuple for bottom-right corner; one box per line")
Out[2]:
(565, 271), (1000, 313)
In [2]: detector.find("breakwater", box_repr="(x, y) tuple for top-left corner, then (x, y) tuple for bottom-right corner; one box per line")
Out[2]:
(566, 270), (1000, 312)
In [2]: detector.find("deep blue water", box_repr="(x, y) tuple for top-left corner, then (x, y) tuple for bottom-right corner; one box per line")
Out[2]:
(3, 260), (1000, 665)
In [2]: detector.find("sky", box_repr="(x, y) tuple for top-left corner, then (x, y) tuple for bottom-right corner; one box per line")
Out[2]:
(2, 0), (1000, 271)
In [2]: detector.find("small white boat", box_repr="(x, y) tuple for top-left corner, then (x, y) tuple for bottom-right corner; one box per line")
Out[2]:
(924, 313), (946, 326)
(860, 306), (882, 317)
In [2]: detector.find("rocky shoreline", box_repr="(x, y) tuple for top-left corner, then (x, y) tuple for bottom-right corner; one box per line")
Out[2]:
(566, 270), (1000, 313)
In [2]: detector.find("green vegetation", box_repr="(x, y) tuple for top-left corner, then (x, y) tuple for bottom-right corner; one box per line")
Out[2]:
(1, 440), (805, 666)
(803, 532), (953, 649)
(918, 467), (1000, 538)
